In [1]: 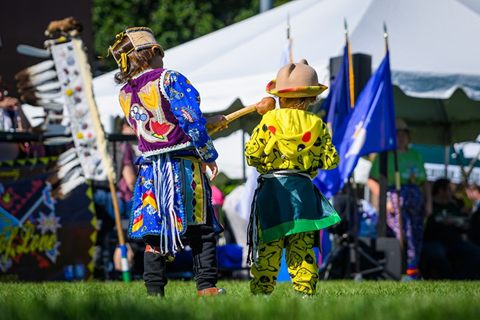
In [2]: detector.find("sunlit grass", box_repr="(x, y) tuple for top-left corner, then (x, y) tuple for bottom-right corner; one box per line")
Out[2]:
(1, 280), (479, 320)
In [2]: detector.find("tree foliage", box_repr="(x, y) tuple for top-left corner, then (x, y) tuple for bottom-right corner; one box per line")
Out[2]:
(92, 0), (290, 73)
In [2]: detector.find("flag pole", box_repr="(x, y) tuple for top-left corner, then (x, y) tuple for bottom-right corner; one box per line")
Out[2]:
(342, 18), (360, 277)
(384, 22), (406, 273)
(345, 19), (355, 109)
(383, 22), (389, 51)
(287, 13), (290, 39)
(286, 14), (293, 63)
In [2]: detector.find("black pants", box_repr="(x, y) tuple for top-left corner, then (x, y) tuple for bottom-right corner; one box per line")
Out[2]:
(144, 224), (219, 295)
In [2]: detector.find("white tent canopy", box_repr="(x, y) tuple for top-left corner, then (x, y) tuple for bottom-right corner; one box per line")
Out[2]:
(92, 0), (480, 179)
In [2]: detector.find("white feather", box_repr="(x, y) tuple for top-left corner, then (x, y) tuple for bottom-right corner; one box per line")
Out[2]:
(35, 100), (64, 111)
(22, 60), (55, 77)
(36, 81), (61, 92)
(43, 136), (73, 146)
(57, 158), (80, 179)
(57, 148), (77, 166)
(29, 70), (57, 86)
(35, 90), (62, 100)
(60, 176), (87, 196)
(61, 166), (83, 183)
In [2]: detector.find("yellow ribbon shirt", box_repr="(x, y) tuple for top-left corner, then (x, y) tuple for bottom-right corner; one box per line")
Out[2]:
(245, 109), (339, 178)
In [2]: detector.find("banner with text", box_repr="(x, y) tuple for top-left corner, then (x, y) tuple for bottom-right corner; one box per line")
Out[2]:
(0, 157), (96, 281)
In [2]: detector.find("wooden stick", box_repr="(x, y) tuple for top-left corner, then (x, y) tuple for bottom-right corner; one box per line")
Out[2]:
(208, 97), (275, 136)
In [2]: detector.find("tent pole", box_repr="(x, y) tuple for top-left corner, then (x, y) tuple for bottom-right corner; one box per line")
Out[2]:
(444, 145), (450, 178)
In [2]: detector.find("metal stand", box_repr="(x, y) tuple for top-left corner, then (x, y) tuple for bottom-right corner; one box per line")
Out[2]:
(320, 169), (402, 281)
(320, 233), (401, 281)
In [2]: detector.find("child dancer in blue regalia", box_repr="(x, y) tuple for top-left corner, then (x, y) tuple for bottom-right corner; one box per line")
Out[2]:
(109, 27), (227, 297)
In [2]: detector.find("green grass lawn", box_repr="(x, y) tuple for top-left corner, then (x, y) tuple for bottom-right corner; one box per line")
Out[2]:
(1, 280), (479, 320)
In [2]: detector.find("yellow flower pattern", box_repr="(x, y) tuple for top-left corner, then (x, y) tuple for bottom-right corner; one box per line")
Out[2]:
(119, 90), (132, 117)
(138, 80), (160, 110)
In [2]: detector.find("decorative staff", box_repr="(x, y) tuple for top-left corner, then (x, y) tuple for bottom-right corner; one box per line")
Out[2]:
(46, 17), (132, 282)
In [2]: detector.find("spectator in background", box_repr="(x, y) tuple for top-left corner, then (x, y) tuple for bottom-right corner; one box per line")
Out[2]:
(421, 178), (480, 280)
(94, 118), (138, 220)
(210, 185), (225, 222)
(466, 182), (480, 247)
(367, 119), (431, 280)
(115, 118), (138, 217)
(211, 185), (235, 244)
(0, 77), (31, 161)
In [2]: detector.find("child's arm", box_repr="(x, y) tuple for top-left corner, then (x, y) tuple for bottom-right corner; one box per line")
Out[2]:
(162, 71), (218, 163)
(244, 122), (266, 172)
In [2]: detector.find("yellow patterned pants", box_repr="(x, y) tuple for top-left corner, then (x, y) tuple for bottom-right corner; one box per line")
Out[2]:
(250, 231), (319, 295)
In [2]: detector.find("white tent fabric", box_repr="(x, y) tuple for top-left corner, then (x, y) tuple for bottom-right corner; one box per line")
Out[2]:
(92, 0), (480, 178)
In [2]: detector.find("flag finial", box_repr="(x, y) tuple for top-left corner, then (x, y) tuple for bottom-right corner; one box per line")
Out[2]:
(286, 13), (291, 39)
(344, 18), (349, 43)
(383, 22), (389, 51)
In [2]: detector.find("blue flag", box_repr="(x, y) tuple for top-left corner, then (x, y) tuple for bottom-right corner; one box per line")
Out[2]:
(318, 43), (353, 136)
(313, 43), (353, 197)
(323, 43), (354, 137)
(314, 51), (397, 198)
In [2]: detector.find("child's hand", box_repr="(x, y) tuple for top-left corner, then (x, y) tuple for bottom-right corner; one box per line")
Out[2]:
(206, 115), (228, 131)
(201, 161), (218, 181)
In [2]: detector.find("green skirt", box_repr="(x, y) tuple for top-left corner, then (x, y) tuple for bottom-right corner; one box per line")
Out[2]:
(254, 172), (341, 243)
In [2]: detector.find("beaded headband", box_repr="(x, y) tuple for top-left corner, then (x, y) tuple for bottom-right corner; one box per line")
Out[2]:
(109, 27), (164, 72)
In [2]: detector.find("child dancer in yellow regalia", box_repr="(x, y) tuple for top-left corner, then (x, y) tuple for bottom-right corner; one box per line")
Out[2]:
(245, 59), (341, 296)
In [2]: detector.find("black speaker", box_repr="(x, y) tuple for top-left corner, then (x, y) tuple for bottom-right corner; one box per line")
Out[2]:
(329, 53), (372, 100)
